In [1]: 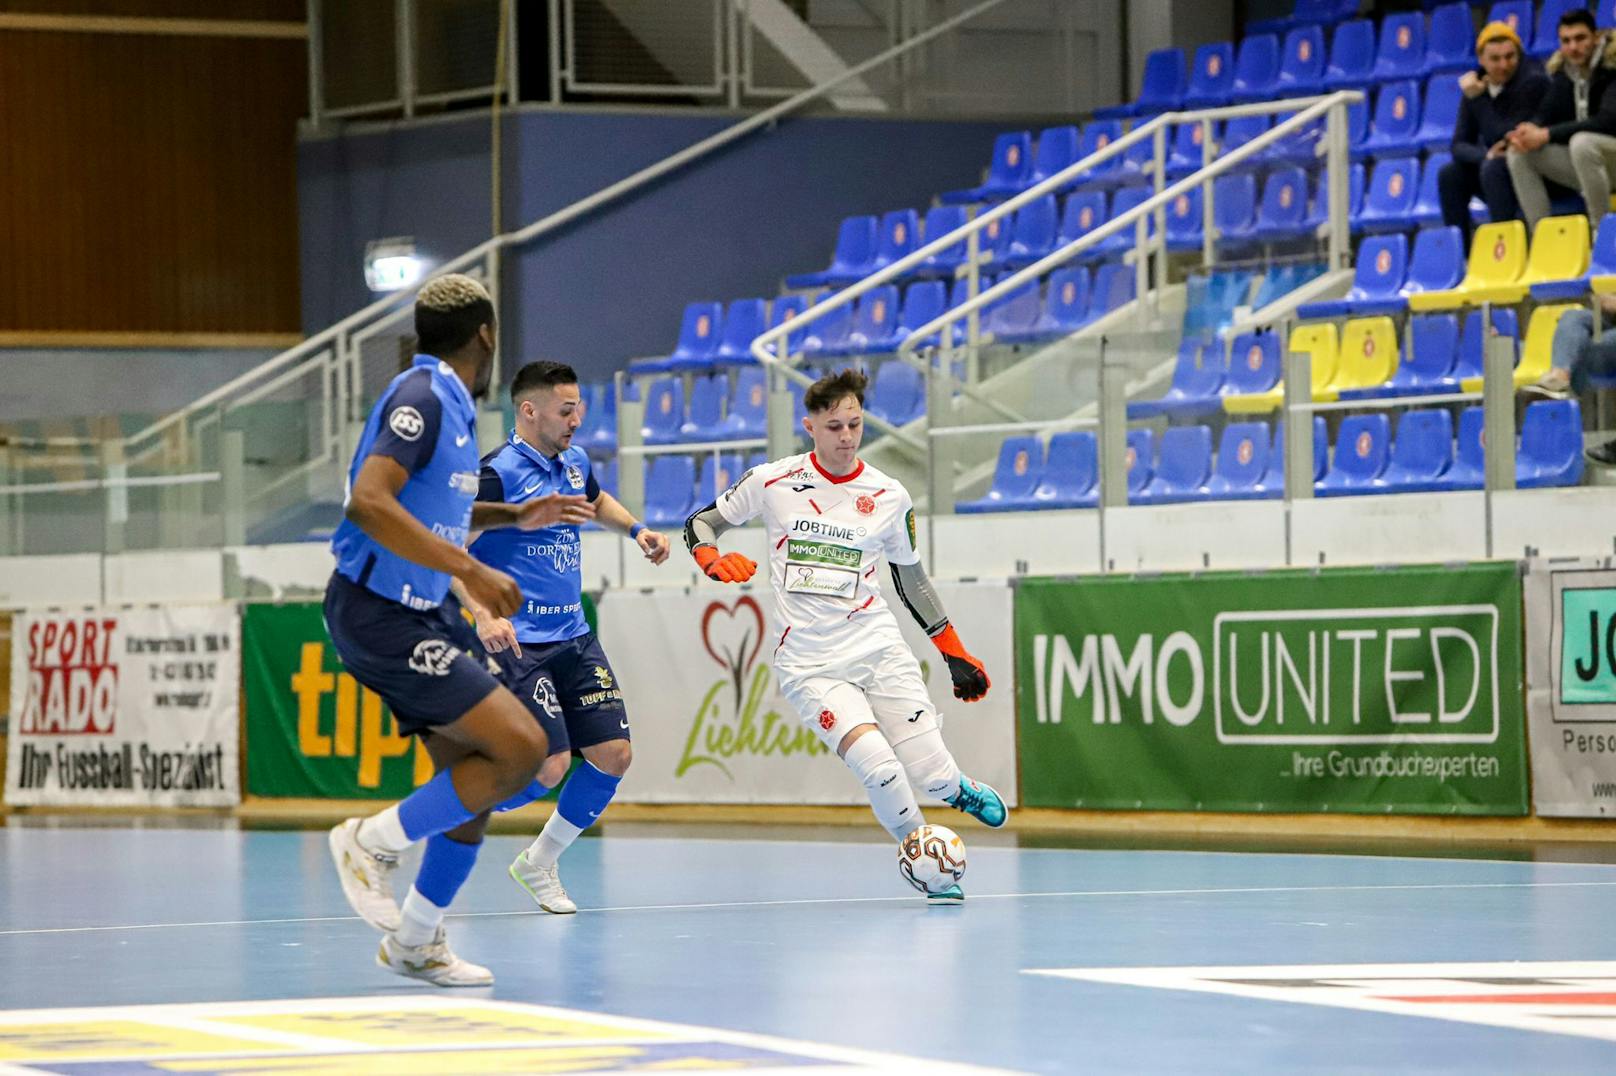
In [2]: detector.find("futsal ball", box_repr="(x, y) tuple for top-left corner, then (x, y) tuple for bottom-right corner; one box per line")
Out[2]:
(898, 824), (967, 894)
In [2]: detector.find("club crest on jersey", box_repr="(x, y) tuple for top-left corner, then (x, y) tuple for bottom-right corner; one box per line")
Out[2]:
(855, 494), (876, 515)
(819, 708), (836, 730)
(566, 464), (584, 489)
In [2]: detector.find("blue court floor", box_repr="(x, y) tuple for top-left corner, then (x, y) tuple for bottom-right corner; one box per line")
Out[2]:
(4, 821), (1616, 1073)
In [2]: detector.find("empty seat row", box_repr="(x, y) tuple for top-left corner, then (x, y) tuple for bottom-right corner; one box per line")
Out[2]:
(642, 451), (766, 529)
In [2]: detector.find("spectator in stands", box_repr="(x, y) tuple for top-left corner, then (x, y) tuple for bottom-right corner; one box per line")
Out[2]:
(1507, 8), (1616, 229)
(1527, 294), (1616, 465)
(1441, 22), (1546, 242)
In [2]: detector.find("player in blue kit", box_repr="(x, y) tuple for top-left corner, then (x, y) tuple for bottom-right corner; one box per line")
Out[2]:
(455, 359), (671, 914)
(324, 276), (596, 986)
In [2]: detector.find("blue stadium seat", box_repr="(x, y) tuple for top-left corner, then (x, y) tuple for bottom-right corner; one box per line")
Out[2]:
(722, 367), (768, 440)
(1532, 0), (1580, 60)
(1030, 430), (1099, 509)
(1224, 332), (1283, 396)
(1250, 167), (1312, 243)
(1358, 80), (1423, 158)
(1167, 121), (1216, 178)
(1128, 340), (1226, 418)
(1324, 19), (1376, 89)
(1165, 187), (1204, 253)
(1424, 3), (1475, 75)
(1183, 42), (1237, 108)
(1374, 12), (1426, 80)
(1028, 125), (1080, 190)
(1532, 214), (1616, 300)
(1060, 190), (1108, 250)
(1097, 47), (1186, 119)
(1486, 2), (1533, 45)
(1301, 163), (1366, 234)
(1403, 224), (1465, 301)
(1220, 114), (1272, 161)
(875, 209), (921, 274)
(915, 205), (970, 278)
(801, 301), (854, 358)
(659, 301), (724, 371)
(842, 284), (902, 355)
(1414, 74), (1462, 149)
(643, 455), (696, 528)
(864, 360), (924, 427)
(1383, 312), (1460, 395)
(957, 436), (1044, 513)
(1103, 137), (1157, 189)
(694, 452), (745, 508)
(1030, 267), (1091, 338)
(714, 298), (768, 365)
(641, 378), (685, 446)
(574, 382), (615, 453)
(1254, 416), (1329, 497)
(941, 131), (1034, 203)
(1073, 121), (1125, 186)
(1206, 422), (1273, 500)
(1251, 0), (1356, 33)
(890, 279), (949, 352)
(1356, 156), (1420, 233)
(987, 279), (1045, 344)
(1445, 406), (1486, 489)
(786, 216), (878, 288)
(973, 213), (1013, 264)
(1518, 398), (1586, 487)
(593, 456), (618, 500)
(1261, 109), (1324, 166)
(679, 375), (729, 442)
(1141, 425), (1214, 504)
(1378, 409), (1455, 491)
(1297, 232), (1409, 318)
(745, 450), (767, 473)
(1086, 187), (1151, 260)
(1277, 25), (1327, 96)
(1229, 34), (1282, 103)
(1085, 262), (1137, 323)
(767, 293), (813, 358)
(1317, 413), (1392, 496)
(1454, 306), (1520, 383)
(1412, 153), (1448, 226)
(1125, 428), (1156, 500)
(1213, 172), (1259, 247)
(999, 193), (1060, 268)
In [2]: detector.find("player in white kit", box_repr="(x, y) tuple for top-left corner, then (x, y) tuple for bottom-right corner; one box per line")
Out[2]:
(682, 368), (1006, 903)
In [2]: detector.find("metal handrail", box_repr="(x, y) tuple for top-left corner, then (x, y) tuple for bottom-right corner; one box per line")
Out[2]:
(894, 91), (1363, 364)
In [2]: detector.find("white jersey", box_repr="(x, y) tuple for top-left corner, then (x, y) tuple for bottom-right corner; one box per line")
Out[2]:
(715, 452), (920, 677)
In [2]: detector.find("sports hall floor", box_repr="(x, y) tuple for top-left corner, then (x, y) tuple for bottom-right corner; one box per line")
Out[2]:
(4, 818), (1616, 1074)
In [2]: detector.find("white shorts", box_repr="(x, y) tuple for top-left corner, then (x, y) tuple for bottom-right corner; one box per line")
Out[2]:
(778, 643), (943, 752)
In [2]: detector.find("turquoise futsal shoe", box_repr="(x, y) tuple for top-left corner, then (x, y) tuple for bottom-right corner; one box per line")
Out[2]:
(945, 775), (1007, 828)
(927, 883), (964, 906)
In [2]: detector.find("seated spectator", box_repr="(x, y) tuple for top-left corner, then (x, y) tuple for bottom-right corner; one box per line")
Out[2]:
(1527, 292), (1616, 464)
(1441, 22), (1547, 243)
(1507, 8), (1616, 229)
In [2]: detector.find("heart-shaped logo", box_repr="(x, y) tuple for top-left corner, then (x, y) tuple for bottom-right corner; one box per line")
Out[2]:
(702, 596), (765, 706)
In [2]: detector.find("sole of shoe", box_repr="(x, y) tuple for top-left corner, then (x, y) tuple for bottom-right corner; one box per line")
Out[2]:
(927, 893), (965, 906)
(1522, 385), (1572, 400)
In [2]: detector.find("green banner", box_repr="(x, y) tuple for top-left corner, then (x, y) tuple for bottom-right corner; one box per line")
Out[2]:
(1016, 563), (1527, 814)
(242, 597), (597, 799)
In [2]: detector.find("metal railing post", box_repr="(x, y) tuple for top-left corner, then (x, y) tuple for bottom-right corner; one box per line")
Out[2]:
(1482, 303), (1516, 557)
(306, 0), (323, 126)
(927, 346), (956, 517)
(965, 225), (981, 384)
(1283, 327), (1314, 503)
(615, 372), (646, 515)
(1200, 118), (1215, 268)
(221, 430), (247, 547)
(766, 362), (796, 461)
(1098, 336), (1127, 510)
(1152, 123), (1168, 310)
(548, 0), (563, 102)
(397, 0), (416, 118)
(1325, 99), (1350, 271)
(727, 0), (742, 108)
(101, 440), (126, 556)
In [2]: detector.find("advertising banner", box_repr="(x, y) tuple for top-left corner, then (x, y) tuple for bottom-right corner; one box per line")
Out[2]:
(1016, 564), (1526, 814)
(599, 582), (1017, 805)
(5, 605), (240, 806)
(1524, 558), (1616, 816)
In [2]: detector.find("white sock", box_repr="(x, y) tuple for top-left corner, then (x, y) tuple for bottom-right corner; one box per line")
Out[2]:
(843, 731), (924, 841)
(394, 886), (443, 947)
(357, 806), (410, 854)
(526, 813), (584, 869)
(889, 726), (965, 803)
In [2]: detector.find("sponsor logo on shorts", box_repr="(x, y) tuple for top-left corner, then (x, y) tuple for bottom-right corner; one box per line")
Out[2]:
(532, 676), (562, 718)
(388, 406), (424, 441)
(408, 639), (461, 676)
(819, 708), (836, 731)
(577, 688), (624, 707)
(592, 664), (615, 689)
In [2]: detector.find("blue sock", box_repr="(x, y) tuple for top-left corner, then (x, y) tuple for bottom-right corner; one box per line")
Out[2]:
(414, 833), (481, 908)
(556, 761), (621, 830)
(493, 779), (550, 813)
(396, 769), (476, 842)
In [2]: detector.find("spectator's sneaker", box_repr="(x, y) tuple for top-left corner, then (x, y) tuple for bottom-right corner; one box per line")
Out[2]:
(1523, 369), (1572, 399)
(509, 849), (577, 914)
(377, 928), (493, 987)
(927, 883), (965, 906)
(328, 818), (401, 932)
(1587, 439), (1616, 467)
(945, 776), (1008, 828)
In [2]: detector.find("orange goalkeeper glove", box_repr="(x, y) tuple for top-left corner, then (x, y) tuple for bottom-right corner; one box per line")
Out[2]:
(931, 624), (990, 702)
(693, 545), (757, 584)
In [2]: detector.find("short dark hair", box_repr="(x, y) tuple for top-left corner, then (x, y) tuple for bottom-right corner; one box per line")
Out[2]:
(510, 360), (579, 402)
(1560, 8), (1596, 33)
(804, 367), (868, 413)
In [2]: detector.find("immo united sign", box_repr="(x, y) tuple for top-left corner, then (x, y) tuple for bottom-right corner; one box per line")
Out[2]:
(1015, 564), (1526, 814)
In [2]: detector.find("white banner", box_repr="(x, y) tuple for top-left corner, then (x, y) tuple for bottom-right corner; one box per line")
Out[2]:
(5, 605), (241, 807)
(600, 581), (1017, 806)
(1524, 558), (1616, 816)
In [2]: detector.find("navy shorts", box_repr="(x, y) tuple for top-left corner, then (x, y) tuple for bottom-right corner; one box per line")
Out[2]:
(495, 632), (628, 754)
(323, 572), (502, 737)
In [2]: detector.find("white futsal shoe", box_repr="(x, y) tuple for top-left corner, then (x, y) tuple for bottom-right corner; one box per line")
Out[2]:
(377, 928), (494, 987)
(509, 849), (578, 914)
(328, 818), (401, 932)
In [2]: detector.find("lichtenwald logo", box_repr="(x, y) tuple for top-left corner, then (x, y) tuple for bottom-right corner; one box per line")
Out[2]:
(675, 596), (827, 780)
(1032, 604), (1501, 745)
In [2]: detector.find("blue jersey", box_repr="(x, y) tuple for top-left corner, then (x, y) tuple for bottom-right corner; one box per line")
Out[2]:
(469, 432), (600, 643)
(331, 355), (480, 610)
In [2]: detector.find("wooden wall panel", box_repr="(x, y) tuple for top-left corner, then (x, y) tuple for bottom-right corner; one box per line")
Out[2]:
(0, 24), (305, 337)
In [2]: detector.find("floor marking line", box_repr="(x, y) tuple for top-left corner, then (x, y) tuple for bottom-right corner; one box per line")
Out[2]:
(7, 880), (1616, 936)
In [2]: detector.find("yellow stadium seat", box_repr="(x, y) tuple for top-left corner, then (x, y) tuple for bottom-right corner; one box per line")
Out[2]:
(1406, 220), (1528, 311)
(1332, 316), (1400, 395)
(1591, 272), (1616, 295)
(1471, 215), (1588, 303)
(1224, 322), (1338, 414)
(1459, 303), (1578, 392)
